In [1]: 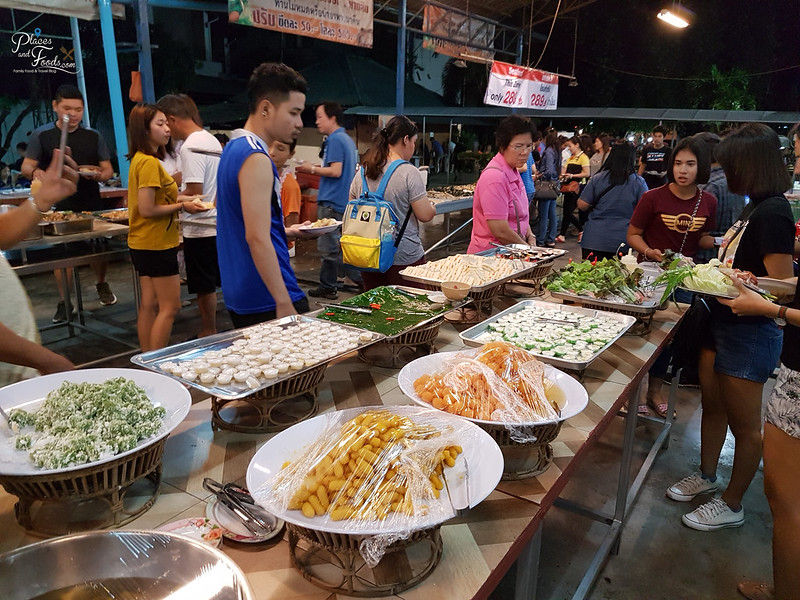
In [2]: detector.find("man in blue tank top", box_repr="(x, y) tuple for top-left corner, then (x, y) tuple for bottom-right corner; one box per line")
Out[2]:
(216, 63), (313, 328)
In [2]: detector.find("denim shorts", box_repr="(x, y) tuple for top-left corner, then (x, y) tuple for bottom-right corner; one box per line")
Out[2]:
(710, 316), (782, 383)
(765, 364), (800, 439)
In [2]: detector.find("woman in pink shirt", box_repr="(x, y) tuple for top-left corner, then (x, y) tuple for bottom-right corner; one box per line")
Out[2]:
(468, 116), (538, 253)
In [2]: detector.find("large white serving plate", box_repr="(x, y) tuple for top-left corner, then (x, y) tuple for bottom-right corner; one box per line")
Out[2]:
(246, 405), (503, 535)
(398, 350), (589, 427)
(0, 368), (191, 476)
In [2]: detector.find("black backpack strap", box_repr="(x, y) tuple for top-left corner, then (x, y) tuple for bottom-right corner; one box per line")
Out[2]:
(394, 207), (414, 248)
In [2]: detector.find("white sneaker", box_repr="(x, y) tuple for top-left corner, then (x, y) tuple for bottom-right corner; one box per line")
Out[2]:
(666, 472), (718, 502)
(682, 497), (744, 531)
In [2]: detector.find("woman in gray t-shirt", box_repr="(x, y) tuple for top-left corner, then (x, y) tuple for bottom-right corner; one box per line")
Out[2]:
(349, 116), (436, 290)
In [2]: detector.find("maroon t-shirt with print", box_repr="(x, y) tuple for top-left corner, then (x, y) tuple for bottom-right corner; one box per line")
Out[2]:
(629, 185), (717, 259)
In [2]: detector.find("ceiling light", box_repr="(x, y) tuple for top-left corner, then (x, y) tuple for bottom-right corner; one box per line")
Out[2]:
(568, 79), (578, 87)
(453, 59), (467, 68)
(657, 7), (690, 28)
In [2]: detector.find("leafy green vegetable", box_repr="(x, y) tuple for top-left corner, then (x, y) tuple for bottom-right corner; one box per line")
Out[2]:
(546, 258), (650, 304)
(653, 258), (694, 304)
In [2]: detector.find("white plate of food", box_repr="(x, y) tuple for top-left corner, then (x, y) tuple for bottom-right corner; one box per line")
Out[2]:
(0, 368), (191, 476)
(397, 349), (589, 426)
(297, 219), (342, 234)
(206, 499), (284, 543)
(246, 405), (503, 535)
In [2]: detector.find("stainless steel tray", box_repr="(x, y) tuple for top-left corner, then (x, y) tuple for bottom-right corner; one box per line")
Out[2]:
(41, 216), (94, 235)
(93, 208), (129, 224)
(312, 285), (470, 340)
(399, 256), (538, 293)
(459, 299), (636, 370)
(477, 246), (568, 264)
(22, 224), (44, 241)
(131, 315), (385, 400)
(547, 266), (665, 315)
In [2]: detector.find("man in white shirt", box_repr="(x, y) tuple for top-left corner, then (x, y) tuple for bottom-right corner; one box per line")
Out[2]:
(156, 94), (222, 338)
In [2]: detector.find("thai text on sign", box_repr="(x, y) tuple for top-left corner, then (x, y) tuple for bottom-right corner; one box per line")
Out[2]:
(229, 0), (373, 48)
(483, 61), (559, 110)
(422, 5), (495, 62)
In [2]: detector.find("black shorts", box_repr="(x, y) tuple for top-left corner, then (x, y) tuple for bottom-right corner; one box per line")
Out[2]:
(130, 247), (180, 278)
(183, 236), (220, 295)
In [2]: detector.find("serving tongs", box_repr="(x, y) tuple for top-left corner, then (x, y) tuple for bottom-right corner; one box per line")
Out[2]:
(441, 457), (470, 517)
(203, 478), (275, 536)
(315, 302), (373, 314)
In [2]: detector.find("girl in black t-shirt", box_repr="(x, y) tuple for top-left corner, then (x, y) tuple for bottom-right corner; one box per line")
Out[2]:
(721, 275), (800, 599)
(665, 124), (795, 536)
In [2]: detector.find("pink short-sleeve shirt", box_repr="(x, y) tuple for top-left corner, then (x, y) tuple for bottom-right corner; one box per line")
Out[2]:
(468, 152), (530, 253)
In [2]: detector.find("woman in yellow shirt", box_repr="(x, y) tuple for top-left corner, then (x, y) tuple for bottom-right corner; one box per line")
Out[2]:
(127, 104), (207, 351)
(556, 136), (591, 243)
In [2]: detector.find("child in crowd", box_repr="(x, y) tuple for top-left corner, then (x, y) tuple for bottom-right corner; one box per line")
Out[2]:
(269, 139), (302, 257)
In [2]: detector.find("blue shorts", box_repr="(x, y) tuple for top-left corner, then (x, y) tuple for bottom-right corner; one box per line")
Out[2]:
(710, 316), (782, 383)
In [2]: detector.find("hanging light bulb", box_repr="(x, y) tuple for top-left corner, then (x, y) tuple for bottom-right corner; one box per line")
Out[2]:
(657, 3), (692, 28)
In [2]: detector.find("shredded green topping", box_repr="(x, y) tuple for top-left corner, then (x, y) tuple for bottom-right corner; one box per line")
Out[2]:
(7, 377), (165, 470)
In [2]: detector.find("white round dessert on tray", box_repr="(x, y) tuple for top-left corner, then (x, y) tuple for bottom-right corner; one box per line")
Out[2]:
(246, 405), (503, 536)
(397, 351), (589, 426)
(0, 368), (191, 476)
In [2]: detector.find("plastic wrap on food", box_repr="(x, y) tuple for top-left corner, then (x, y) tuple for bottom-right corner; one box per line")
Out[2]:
(253, 408), (477, 566)
(413, 342), (561, 442)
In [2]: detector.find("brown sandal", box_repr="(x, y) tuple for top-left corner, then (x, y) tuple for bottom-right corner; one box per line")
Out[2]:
(737, 581), (774, 600)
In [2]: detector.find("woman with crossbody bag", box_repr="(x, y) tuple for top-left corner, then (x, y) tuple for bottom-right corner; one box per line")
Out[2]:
(666, 124), (795, 534)
(578, 142), (647, 260)
(348, 116), (435, 290)
(535, 129), (561, 247)
(468, 115), (538, 253)
(627, 135), (717, 419)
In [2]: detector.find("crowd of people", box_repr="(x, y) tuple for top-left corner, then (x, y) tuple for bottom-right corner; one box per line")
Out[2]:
(0, 61), (798, 600)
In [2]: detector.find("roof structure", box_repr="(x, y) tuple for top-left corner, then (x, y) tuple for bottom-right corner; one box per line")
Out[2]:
(198, 56), (447, 127)
(300, 55), (447, 107)
(345, 105), (800, 124)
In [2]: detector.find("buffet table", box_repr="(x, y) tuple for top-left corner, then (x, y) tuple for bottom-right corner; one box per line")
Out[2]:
(0, 186), (127, 207)
(6, 220), (136, 348)
(426, 196), (473, 254)
(0, 299), (682, 600)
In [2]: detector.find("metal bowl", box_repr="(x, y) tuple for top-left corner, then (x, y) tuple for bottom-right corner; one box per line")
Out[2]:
(0, 530), (255, 600)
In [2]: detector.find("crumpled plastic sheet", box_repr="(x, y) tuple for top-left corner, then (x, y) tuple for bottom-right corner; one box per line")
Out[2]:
(414, 342), (560, 443)
(254, 408), (479, 567)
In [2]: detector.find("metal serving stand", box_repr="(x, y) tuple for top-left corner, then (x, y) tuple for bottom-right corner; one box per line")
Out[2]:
(287, 524), (442, 596)
(0, 439), (164, 537)
(132, 316), (384, 433)
(480, 246), (568, 297)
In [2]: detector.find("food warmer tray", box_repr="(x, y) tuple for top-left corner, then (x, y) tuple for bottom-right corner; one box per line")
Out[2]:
(41, 216), (95, 235)
(131, 315), (385, 400)
(548, 266), (665, 315)
(312, 285), (471, 340)
(476, 246), (568, 264)
(93, 208), (129, 224)
(399, 257), (538, 293)
(459, 299), (636, 371)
